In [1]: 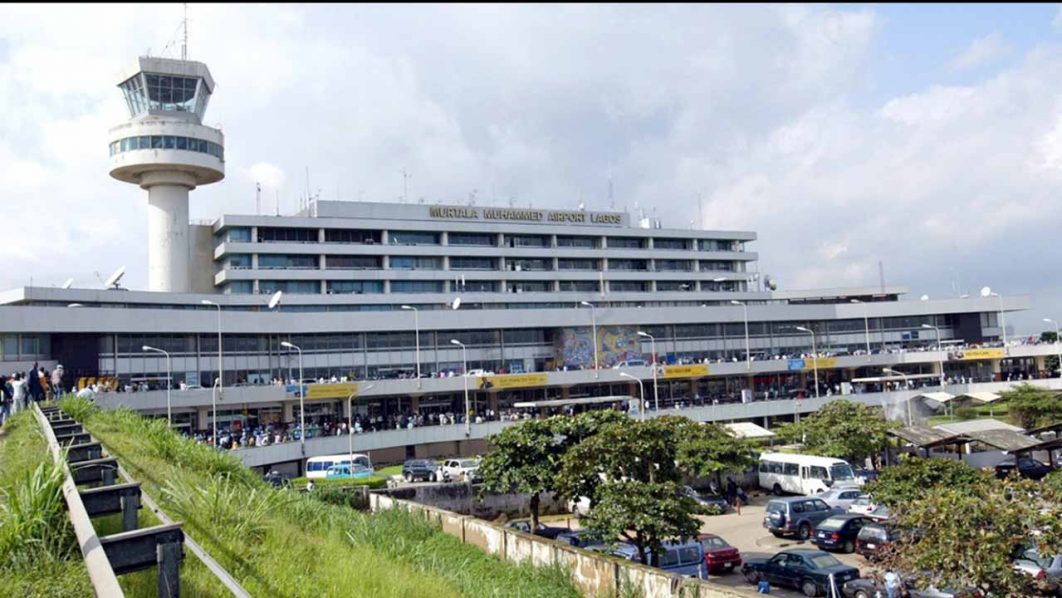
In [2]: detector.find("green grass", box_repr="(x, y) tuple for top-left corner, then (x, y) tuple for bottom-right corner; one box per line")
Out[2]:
(376, 464), (404, 477)
(928, 403), (1009, 426)
(0, 410), (92, 597)
(62, 397), (582, 598)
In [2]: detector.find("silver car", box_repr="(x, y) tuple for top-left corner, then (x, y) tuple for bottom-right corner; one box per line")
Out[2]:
(817, 487), (864, 510)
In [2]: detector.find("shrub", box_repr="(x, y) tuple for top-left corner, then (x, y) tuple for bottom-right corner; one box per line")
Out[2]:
(290, 476), (387, 490)
(954, 406), (978, 420)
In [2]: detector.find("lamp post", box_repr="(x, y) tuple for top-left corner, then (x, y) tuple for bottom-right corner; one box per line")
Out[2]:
(637, 331), (659, 411)
(580, 301), (599, 378)
(348, 384), (374, 473)
(883, 368), (912, 426)
(201, 300), (223, 399)
(982, 288), (1007, 353)
(1044, 318), (1061, 378)
(730, 300), (750, 369)
(401, 305), (421, 388)
(921, 323), (945, 387)
(450, 339), (471, 437)
(795, 326), (820, 398)
(142, 345), (172, 426)
(211, 377), (219, 449)
(281, 341), (305, 456)
(851, 299), (871, 361)
(619, 372), (646, 421)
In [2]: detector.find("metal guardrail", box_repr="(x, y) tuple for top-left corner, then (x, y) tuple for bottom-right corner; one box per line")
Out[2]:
(36, 403), (254, 598)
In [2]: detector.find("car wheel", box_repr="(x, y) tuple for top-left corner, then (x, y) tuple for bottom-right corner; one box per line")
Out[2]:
(773, 483), (784, 496)
(404, 473), (412, 482)
(843, 539), (855, 553)
(802, 580), (819, 597)
(744, 570), (760, 585)
(797, 523), (811, 541)
(854, 591), (870, 598)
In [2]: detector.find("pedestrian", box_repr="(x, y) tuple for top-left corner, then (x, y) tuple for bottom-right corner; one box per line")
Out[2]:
(51, 365), (64, 400)
(0, 375), (11, 426)
(726, 476), (741, 514)
(27, 363), (43, 403)
(884, 570), (901, 598)
(12, 374), (28, 411)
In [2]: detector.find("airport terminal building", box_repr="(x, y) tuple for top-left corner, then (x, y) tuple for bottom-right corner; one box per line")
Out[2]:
(0, 54), (1055, 439)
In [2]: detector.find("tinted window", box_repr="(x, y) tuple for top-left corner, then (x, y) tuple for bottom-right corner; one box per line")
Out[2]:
(678, 546), (701, 565)
(659, 548), (680, 567)
(792, 502), (806, 514)
(816, 517), (846, 531)
(700, 537), (729, 550)
(810, 554), (843, 569)
(811, 500), (829, 511)
(784, 463), (799, 475)
(809, 466), (829, 479)
(766, 502), (786, 514)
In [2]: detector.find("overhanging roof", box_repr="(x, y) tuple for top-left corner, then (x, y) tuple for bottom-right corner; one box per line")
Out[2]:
(956, 392), (1002, 404)
(513, 395), (634, 409)
(1026, 421), (1062, 436)
(724, 422), (776, 439)
(936, 419), (1025, 435)
(1012, 436), (1062, 454)
(965, 429), (1039, 452)
(888, 426), (969, 449)
(915, 392), (957, 403)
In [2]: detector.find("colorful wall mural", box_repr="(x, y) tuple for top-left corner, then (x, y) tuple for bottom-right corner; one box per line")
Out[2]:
(556, 325), (643, 368)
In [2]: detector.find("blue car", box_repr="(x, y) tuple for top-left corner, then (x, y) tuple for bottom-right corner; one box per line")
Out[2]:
(611, 540), (708, 579)
(325, 463), (374, 479)
(743, 549), (860, 597)
(555, 529), (606, 550)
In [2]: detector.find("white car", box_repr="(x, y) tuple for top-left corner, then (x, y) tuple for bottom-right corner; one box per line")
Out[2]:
(817, 487), (864, 510)
(464, 369), (492, 377)
(441, 458), (482, 483)
(847, 494), (877, 516)
(611, 359), (647, 369)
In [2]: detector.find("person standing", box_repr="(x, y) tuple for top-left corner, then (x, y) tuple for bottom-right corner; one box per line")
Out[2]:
(27, 364), (43, 403)
(12, 374), (28, 412)
(0, 375), (11, 425)
(51, 365), (64, 400)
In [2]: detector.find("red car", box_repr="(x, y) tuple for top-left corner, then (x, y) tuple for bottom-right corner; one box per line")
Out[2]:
(697, 533), (742, 574)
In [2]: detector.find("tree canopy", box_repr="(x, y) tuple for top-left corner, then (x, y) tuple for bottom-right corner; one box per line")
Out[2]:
(478, 418), (560, 529)
(776, 400), (898, 463)
(864, 456), (990, 507)
(999, 383), (1062, 429)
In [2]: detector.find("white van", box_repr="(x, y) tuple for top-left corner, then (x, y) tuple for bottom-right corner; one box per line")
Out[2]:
(757, 452), (862, 496)
(305, 453), (373, 479)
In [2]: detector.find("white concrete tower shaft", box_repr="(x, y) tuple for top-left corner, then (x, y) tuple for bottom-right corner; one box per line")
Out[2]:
(108, 57), (224, 292)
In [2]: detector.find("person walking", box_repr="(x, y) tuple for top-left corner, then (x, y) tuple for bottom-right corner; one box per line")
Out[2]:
(12, 374), (28, 412)
(27, 363), (43, 403)
(726, 476), (742, 515)
(51, 365), (64, 400)
(0, 375), (11, 426)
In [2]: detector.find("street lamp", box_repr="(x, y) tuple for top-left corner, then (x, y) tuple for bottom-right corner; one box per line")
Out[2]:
(579, 301), (599, 378)
(450, 339), (471, 437)
(142, 345), (172, 426)
(730, 300), (750, 369)
(348, 384), (374, 473)
(794, 326), (820, 398)
(281, 341), (305, 456)
(619, 372), (646, 421)
(850, 299), (871, 361)
(921, 323), (945, 387)
(401, 305), (421, 388)
(201, 300), (223, 399)
(883, 368), (913, 426)
(1044, 318), (1061, 378)
(211, 376), (220, 449)
(981, 287), (1007, 353)
(637, 331), (659, 411)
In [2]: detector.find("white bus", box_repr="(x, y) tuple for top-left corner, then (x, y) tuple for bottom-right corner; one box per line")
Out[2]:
(757, 452), (862, 496)
(305, 453), (373, 479)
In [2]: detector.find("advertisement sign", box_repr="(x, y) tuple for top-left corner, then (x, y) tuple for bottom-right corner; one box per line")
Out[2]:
(662, 364), (710, 379)
(804, 357), (837, 371)
(787, 359), (805, 371)
(294, 382), (360, 400)
(958, 348), (1006, 361)
(477, 373), (549, 391)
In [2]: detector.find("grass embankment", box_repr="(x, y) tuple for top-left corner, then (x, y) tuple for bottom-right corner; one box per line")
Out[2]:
(63, 398), (583, 598)
(0, 410), (92, 597)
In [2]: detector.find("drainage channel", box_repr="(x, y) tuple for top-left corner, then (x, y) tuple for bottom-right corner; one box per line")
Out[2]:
(34, 403), (252, 598)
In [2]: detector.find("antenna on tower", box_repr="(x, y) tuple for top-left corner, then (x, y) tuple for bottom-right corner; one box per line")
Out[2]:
(255, 182), (261, 215)
(181, 3), (188, 60)
(401, 169), (410, 203)
(275, 190), (280, 217)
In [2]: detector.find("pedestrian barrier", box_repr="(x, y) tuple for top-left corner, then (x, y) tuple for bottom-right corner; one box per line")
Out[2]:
(33, 403), (251, 598)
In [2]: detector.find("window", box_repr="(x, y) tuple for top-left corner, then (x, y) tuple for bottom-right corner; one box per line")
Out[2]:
(448, 232), (496, 247)
(226, 228), (252, 243)
(609, 281), (649, 292)
(783, 463), (799, 476)
(654, 238), (689, 251)
(507, 258), (551, 271)
(258, 280), (319, 294)
(223, 254), (251, 270)
(558, 258), (598, 271)
(257, 227), (318, 243)
(324, 229), (381, 244)
(608, 259), (648, 271)
(607, 237), (646, 249)
(809, 466), (829, 480)
(678, 546), (701, 565)
(390, 231), (439, 246)
(656, 281), (695, 292)
(223, 281), (253, 294)
(507, 281), (552, 293)
(461, 280), (496, 293)
(656, 259), (693, 272)
(558, 281), (599, 292)
(258, 254), (318, 269)
(556, 235), (599, 248)
(659, 548), (680, 568)
(327, 281), (383, 294)
(700, 239), (740, 252)
(390, 256), (442, 270)
(503, 329), (546, 345)
(391, 281), (444, 293)
(450, 257), (496, 270)
(505, 235), (549, 248)
(325, 255), (380, 270)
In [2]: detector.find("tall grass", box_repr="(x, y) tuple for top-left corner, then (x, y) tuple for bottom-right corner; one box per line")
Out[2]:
(63, 397), (583, 598)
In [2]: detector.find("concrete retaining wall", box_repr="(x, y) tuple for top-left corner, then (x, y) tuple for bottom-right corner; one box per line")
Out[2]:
(368, 492), (756, 598)
(377, 482), (569, 520)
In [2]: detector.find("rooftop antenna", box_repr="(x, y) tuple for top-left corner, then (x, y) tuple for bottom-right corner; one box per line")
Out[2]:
(61, 278), (74, 290)
(104, 266), (126, 290)
(401, 169), (410, 203)
(697, 193), (704, 228)
(255, 182), (261, 216)
(275, 190), (280, 216)
(181, 3), (188, 60)
(878, 260), (885, 293)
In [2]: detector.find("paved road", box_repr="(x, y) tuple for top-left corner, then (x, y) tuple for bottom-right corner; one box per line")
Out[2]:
(697, 494), (877, 597)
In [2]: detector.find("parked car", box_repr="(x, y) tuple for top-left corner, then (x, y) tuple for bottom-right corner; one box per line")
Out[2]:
(818, 487), (865, 511)
(682, 485), (730, 513)
(402, 459), (441, 483)
(848, 494), (878, 516)
(555, 529), (607, 550)
(811, 514), (872, 553)
(1012, 556), (1061, 595)
(697, 533), (742, 574)
(441, 458), (482, 483)
(611, 540), (708, 579)
(504, 520), (567, 539)
(763, 496), (845, 541)
(841, 575), (983, 598)
(611, 359), (648, 369)
(995, 456), (1053, 481)
(855, 522), (897, 560)
(1017, 547), (1062, 581)
(325, 463), (373, 479)
(742, 549), (860, 597)
(864, 504), (891, 523)
(262, 470), (291, 488)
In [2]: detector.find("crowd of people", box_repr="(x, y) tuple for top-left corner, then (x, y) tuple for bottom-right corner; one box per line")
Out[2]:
(0, 363), (66, 426)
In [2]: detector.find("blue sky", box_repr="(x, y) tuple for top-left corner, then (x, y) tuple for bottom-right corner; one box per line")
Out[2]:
(0, 4), (1060, 334)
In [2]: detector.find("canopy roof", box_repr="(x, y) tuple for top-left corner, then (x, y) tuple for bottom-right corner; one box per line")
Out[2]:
(914, 392), (957, 403)
(936, 418), (1025, 435)
(955, 392), (1002, 404)
(888, 426), (969, 449)
(724, 422), (776, 439)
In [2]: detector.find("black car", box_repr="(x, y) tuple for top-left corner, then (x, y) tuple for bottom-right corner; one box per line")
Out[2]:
(504, 520), (568, 539)
(742, 549), (860, 597)
(682, 485), (730, 513)
(842, 575), (982, 598)
(812, 514), (872, 553)
(995, 457), (1053, 481)
(763, 497), (845, 540)
(262, 470), (291, 488)
(401, 459), (441, 482)
(855, 522), (898, 560)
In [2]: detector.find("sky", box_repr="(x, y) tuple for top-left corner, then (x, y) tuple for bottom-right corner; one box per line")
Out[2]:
(1, 4), (1060, 334)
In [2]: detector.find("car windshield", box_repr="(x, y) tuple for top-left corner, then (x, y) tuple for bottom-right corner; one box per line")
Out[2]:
(830, 463), (855, 481)
(858, 525), (887, 541)
(816, 517), (847, 531)
(810, 554), (843, 569)
(700, 536), (729, 549)
(766, 502), (786, 514)
(460, 460), (479, 468)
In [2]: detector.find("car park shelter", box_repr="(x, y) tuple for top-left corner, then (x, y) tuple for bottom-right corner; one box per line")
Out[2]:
(723, 421), (776, 441)
(888, 425), (970, 457)
(935, 418), (1025, 435)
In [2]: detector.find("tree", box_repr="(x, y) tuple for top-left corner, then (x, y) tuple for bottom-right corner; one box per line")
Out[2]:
(882, 477), (1062, 596)
(582, 480), (700, 567)
(864, 456), (990, 507)
(777, 400), (898, 464)
(478, 418), (560, 530)
(1000, 383), (1062, 429)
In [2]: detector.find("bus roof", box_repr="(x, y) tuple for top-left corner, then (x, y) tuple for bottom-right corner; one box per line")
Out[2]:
(307, 453), (370, 462)
(758, 452), (851, 466)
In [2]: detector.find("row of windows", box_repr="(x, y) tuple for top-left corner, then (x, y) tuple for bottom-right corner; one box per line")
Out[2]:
(223, 280), (747, 295)
(108, 135), (223, 161)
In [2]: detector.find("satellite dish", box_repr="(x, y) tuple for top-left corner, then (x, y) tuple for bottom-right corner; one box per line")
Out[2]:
(452, 297), (461, 310)
(980, 286), (991, 298)
(920, 294), (929, 301)
(104, 266), (126, 289)
(61, 278), (74, 289)
(268, 290), (283, 310)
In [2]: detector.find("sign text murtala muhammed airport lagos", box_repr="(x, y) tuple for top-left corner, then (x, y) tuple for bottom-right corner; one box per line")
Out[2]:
(429, 206), (623, 225)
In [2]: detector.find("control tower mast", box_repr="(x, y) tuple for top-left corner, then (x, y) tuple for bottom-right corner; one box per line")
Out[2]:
(108, 57), (224, 292)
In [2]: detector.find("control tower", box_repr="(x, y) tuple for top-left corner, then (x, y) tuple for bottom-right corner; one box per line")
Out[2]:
(108, 57), (224, 292)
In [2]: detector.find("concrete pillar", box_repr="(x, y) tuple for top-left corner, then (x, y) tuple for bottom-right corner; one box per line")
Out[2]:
(143, 171), (196, 293)
(195, 407), (209, 431)
(283, 401), (294, 422)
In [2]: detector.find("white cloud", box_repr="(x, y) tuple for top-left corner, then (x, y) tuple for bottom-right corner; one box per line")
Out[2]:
(950, 31), (1011, 72)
